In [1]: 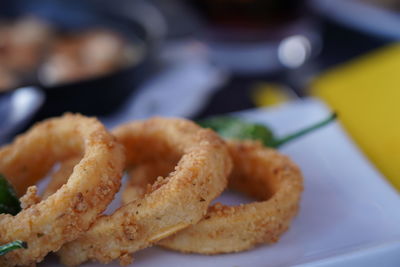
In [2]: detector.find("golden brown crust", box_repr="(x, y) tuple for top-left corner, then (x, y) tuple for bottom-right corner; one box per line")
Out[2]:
(57, 117), (232, 266)
(20, 186), (41, 209)
(124, 140), (303, 254)
(0, 114), (125, 266)
(42, 157), (81, 200)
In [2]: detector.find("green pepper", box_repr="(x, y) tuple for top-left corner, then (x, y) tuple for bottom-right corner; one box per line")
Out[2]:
(0, 240), (27, 256)
(198, 112), (337, 148)
(0, 175), (26, 256)
(0, 174), (21, 216)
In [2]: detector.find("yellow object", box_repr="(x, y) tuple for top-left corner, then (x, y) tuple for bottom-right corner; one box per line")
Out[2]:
(252, 83), (291, 107)
(311, 44), (400, 190)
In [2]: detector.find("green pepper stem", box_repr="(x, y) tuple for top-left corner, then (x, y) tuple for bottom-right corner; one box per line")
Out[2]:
(271, 112), (337, 148)
(0, 240), (27, 256)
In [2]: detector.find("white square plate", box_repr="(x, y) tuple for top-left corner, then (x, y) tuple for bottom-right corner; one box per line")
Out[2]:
(40, 98), (400, 266)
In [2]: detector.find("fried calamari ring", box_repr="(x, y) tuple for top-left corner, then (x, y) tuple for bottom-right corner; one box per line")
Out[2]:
(0, 114), (125, 266)
(57, 117), (232, 266)
(42, 157), (81, 200)
(123, 140), (303, 254)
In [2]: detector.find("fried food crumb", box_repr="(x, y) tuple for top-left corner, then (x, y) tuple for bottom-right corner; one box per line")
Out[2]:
(119, 253), (133, 266)
(20, 186), (41, 209)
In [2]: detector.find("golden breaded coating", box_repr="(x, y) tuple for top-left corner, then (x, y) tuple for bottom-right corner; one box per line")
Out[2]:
(42, 157), (81, 200)
(0, 114), (125, 266)
(56, 117), (232, 266)
(124, 140), (303, 254)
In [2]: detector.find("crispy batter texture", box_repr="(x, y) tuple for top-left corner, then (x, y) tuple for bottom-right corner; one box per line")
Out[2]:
(122, 160), (177, 206)
(20, 186), (41, 209)
(0, 114), (125, 266)
(123, 140), (303, 254)
(56, 117), (232, 266)
(42, 157), (81, 200)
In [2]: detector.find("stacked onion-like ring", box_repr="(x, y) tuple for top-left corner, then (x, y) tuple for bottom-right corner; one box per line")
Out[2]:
(0, 114), (125, 266)
(1, 114), (303, 267)
(55, 117), (232, 266)
(123, 140), (303, 254)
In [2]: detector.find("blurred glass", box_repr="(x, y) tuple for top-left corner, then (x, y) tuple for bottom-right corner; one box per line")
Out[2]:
(189, 0), (303, 33)
(186, 0), (319, 75)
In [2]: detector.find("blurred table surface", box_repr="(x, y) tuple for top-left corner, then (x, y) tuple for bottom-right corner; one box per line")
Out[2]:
(194, 17), (388, 118)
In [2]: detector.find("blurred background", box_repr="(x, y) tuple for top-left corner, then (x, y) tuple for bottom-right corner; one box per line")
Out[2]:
(1, 0), (400, 186)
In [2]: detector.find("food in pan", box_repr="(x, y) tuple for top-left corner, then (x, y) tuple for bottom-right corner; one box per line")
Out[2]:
(39, 29), (137, 86)
(0, 114), (125, 266)
(0, 17), (53, 92)
(0, 17), (53, 73)
(0, 16), (139, 92)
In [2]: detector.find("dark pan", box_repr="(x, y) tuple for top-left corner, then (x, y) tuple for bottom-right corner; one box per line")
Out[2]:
(0, 0), (156, 126)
